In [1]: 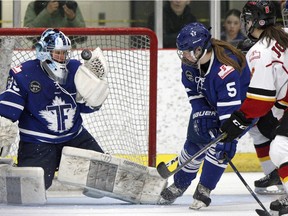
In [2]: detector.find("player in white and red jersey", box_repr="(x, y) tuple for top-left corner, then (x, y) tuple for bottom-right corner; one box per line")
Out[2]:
(219, 1), (288, 215)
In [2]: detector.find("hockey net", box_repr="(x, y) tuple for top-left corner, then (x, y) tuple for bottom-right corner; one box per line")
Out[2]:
(0, 27), (157, 167)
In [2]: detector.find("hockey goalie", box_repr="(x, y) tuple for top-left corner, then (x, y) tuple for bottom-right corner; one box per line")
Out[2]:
(0, 28), (166, 205)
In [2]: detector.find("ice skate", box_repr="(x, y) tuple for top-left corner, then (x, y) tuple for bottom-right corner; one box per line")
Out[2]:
(254, 169), (284, 195)
(270, 195), (288, 215)
(189, 183), (211, 210)
(158, 183), (187, 205)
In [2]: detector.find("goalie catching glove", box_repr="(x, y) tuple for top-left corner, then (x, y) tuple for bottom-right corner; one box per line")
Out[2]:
(75, 47), (109, 107)
(0, 116), (18, 156)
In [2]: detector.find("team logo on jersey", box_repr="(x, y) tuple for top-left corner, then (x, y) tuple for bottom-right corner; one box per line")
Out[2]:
(12, 65), (22, 74)
(6, 76), (14, 89)
(30, 81), (41, 93)
(218, 65), (234, 79)
(39, 96), (75, 133)
(249, 50), (260, 62)
(6, 76), (13, 89)
(6, 76), (20, 92)
(185, 70), (194, 81)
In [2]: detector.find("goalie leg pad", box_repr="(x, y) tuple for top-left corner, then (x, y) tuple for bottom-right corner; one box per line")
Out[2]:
(0, 165), (46, 205)
(82, 188), (105, 199)
(0, 158), (14, 165)
(58, 146), (168, 204)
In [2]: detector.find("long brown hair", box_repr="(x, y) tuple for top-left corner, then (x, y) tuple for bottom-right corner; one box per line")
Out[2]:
(211, 38), (246, 73)
(260, 25), (288, 48)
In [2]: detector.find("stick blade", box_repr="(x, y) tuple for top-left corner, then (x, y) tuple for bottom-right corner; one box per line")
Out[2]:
(157, 162), (172, 179)
(255, 209), (271, 216)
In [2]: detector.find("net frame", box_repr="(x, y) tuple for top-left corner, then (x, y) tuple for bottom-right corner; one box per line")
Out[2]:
(0, 27), (157, 167)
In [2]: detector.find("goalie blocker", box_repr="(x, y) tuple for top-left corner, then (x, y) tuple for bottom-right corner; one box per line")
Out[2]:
(0, 116), (18, 157)
(58, 146), (168, 204)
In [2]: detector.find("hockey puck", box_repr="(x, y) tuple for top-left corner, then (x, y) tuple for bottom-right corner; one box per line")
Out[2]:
(81, 49), (92, 60)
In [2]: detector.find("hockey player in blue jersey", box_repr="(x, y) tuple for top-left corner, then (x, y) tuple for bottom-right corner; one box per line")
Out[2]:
(0, 28), (109, 190)
(159, 22), (251, 209)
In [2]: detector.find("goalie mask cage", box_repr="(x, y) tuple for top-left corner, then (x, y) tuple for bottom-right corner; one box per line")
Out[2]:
(0, 27), (157, 167)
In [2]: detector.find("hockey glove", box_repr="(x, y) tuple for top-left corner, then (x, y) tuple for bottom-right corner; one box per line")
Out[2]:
(191, 108), (219, 142)
(215, 140), (237, 163)
(220, 110), (252, 143)
(257, 110), (279, 140)
(275, 111), (288, 137)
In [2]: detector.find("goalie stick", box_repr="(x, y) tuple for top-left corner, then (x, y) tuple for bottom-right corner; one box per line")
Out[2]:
(157, 133), (227, 179)
(225, 155), (271, 216)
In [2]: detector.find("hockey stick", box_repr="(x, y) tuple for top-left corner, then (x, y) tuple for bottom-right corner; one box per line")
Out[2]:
(159, 130), (216, 171)
(226, 156), (271, 216)
(164, 156), (179, 168)
(157, 133), (227, 179)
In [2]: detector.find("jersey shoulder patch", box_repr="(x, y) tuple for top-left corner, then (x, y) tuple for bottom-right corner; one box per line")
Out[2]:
(11, 65), (23, 74)
(217, 65), (234, 79)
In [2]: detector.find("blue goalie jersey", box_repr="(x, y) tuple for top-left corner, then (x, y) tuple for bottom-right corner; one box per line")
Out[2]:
(181, 50), (250, 124)
(0, 59), (97, 144)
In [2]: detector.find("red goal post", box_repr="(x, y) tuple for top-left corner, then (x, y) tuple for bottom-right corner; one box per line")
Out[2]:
(0, 27), (158, 167)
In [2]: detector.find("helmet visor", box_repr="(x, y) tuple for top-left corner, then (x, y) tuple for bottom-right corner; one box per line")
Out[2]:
(177, 45), (205, 67)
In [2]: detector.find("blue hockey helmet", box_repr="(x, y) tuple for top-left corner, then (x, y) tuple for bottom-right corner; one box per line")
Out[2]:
(176, 22), (211, 67)
(242, 1), (276, 40)
(36, 28), (72, 85)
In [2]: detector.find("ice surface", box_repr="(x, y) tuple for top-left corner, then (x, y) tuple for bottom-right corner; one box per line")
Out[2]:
(0, 172), (280, 216)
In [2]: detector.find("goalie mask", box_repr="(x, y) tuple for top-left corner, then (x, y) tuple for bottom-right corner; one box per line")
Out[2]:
(176, 22), (211, 68)
(241, 1), (276, 41)
(36, 28), (72, 85)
